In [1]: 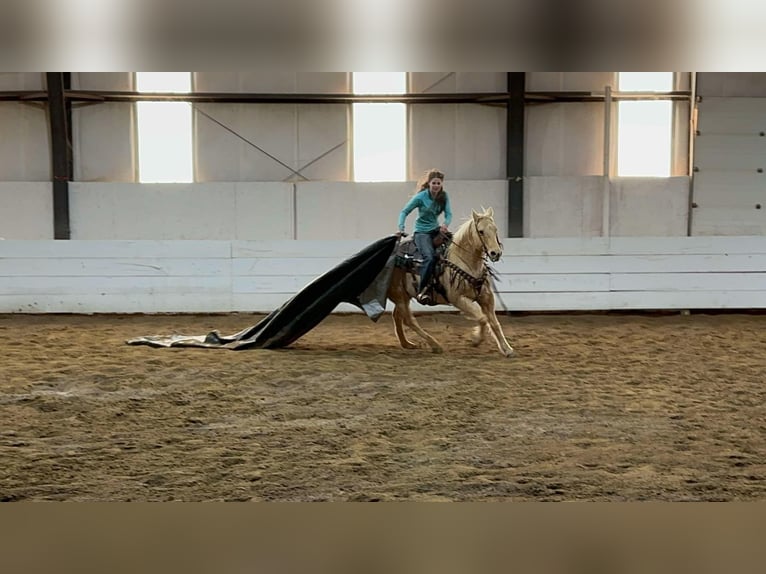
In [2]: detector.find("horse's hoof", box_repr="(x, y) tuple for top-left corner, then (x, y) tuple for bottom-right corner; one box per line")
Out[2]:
(431, 346), (444, 354)
(502, 347), (514, 358)
(470, 338), (482, 347)
(400, 342), (418, 349)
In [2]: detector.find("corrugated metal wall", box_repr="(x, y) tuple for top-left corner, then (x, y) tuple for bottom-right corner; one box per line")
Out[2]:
(692, 73), (766, 235)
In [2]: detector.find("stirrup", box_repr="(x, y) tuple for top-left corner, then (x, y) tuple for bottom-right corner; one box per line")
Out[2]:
(416, 290), (434, 305)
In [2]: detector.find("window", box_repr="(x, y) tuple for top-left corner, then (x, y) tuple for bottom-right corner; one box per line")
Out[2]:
(136, 72), (193, 183)
(617, 72), (673, 177)
(352, 73), (406, 182)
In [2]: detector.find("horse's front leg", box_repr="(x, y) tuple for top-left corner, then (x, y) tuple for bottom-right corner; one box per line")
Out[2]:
(477, 291), (514, 357)
(471, 322), (488, 347)
(452, 294), (513, 357)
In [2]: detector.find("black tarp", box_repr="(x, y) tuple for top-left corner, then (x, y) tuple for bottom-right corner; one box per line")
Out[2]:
(127, 235), (399, 350)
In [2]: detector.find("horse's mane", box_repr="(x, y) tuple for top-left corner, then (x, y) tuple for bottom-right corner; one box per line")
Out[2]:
(451, 216), (475, 244)
(451, 210), (492, 251)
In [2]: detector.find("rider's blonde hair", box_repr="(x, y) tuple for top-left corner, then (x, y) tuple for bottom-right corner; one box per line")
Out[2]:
(416, 168), (445, 192)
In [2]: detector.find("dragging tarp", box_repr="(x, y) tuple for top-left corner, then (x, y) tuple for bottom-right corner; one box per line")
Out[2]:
(127, 235), (399, 350)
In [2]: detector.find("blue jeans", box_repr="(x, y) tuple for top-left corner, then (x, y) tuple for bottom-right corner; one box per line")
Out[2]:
(414, 231), (436, 292)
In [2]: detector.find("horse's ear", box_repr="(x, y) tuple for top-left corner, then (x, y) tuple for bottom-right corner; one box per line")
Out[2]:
(486, 206), (494, 218)
(472, 209), (480, 222)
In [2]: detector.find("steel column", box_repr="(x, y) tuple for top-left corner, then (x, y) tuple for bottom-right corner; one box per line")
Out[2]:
(507, 73), (525, 237)
(46, 72), (72, 239)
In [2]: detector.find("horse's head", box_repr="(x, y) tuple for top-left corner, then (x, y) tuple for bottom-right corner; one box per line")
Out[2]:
(471, 207), (503, 262)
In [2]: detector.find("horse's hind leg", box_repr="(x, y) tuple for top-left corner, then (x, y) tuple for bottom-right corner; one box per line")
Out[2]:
(400, 302), (443, 354)
(393, 305), (417, 349)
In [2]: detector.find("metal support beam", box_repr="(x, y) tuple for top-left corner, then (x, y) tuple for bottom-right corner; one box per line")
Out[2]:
(507, 73), (525, 238)
(602, 86), (612, 237)
(0, 90), (693, 105)
(46, 72), (72, 239)
(687, 72), (698, 237)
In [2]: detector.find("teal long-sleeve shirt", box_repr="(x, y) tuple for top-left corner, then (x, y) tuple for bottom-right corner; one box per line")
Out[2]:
(398, 189), (453, 233)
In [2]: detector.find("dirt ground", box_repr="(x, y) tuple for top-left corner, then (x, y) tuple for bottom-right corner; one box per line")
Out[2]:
(0, 311), (764, 501)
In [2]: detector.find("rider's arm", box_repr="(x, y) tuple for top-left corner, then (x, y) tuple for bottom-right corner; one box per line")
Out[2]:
(442, 193), (453, 227)
(398, 194), (422, 232)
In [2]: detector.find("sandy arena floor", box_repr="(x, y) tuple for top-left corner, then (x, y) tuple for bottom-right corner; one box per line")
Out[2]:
(0, 311), (764, 501)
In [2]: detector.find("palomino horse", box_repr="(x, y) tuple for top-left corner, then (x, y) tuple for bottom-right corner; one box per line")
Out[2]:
(387, 207), (514, 357)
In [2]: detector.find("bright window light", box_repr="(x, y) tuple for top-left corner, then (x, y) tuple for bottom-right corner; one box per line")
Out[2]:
(352, 72), (406, 182)
(353, 73), (406, 94)
(136, 72), (191, 93)
(136, 72), (193, 183)
(617, 72), (673, 177)
(618, 72), (673, 92)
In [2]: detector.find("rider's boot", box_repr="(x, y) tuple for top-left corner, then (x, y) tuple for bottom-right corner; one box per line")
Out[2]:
(416, 289), (433, 305)
(416, 277), (434, 305)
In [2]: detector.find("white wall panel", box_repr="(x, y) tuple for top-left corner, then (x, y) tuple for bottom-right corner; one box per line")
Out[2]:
(3, 239), (230, 258)
(71, 73), (133, 91)
(691, 208), (766, 236)
(194, 73), (349, 93)
(526, 103), (606, 176)
(609, 177), (689, 236)
(0, 257), (231, 277)
(526, 73), (616, 92)
(446, 180), (508, 236)
(607, 235), (766, 254)
(409, 104), (505, 180)
(295, 180), (507, 240)
(0, 73), (44, 90)
(409, 73), (506, 93)
(454, 105), (506, 179)
(233, 183), (295, 240)
(0, 177), (698, 241)
(294, 104), (349, 181)
(69, 183), (293, 240)
(693, 172), (764, 207)
(195, 104), (298, 181)
(195, 103), (348, 182)
(697, 97), (766, 134)
(73, 103), (136, 182)
(69, 74), (137, 182)
(697, 73), (766, 97)
(0, 103), (50, 181)
(692, 96), (766, 235)
(408, 74), (506, 180)
(694, 135), (766, 171)
(295, 182), (411, 240)
(610, 272), (766, 291)
(0, 182), (52, 239)
(524, 176), (604, 237)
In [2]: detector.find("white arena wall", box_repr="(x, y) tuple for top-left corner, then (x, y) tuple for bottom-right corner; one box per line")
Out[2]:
(2, 234), (766, 314)
(7, 176), (755, 315)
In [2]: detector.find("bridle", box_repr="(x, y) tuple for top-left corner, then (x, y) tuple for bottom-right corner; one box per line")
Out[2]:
(439, 217), (502, 299)
(450, 217), (502, 262)
(472, 217), (503, 262)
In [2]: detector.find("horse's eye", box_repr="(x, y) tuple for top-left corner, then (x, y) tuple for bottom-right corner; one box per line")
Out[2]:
(478, 230), (485, 235)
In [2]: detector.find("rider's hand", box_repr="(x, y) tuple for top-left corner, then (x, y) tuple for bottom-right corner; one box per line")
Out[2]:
(396, 230), (407, 237)
(439, 224), (449, 234)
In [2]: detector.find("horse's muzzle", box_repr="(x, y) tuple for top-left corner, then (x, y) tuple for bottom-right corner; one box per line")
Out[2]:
(489, 251), (501, 262)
